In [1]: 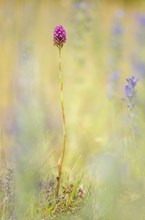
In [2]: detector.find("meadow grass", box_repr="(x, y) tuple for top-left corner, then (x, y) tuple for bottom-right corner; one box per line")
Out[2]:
(0, 168), (89, 220)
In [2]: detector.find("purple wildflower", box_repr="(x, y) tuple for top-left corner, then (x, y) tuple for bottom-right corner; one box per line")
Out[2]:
(125, 76), (139, 136)
(109, 71), (120, 82)
(53, 25), (66, 49)
(131, 58), (145, 78)
(125, 76), (138, 100)
(126, 76), (137, 87)
(125, 85), (132, 99)
(112, 21), (123, 36)
(73, 2), (92, 9)
(138, 14), (145, 27)
(115, 9), (125, 18)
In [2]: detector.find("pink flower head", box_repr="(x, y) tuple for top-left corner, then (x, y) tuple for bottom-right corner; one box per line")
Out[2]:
(53, 25), (66, 49)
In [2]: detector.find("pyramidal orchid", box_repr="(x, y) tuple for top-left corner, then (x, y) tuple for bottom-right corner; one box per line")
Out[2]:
(53, 25), (66, 49)
(53, 25), (67, 196)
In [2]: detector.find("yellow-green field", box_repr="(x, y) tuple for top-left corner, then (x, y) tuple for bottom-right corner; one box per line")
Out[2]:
(1, 0), (145, 219)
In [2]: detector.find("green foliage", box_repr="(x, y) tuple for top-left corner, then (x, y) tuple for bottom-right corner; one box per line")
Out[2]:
(0, 170), (88, 220)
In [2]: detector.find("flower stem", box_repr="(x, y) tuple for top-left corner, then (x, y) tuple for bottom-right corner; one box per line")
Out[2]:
(56, 47), (66, 197)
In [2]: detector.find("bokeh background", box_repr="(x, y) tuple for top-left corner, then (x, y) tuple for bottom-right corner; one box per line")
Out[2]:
(1, 0), (145, 219)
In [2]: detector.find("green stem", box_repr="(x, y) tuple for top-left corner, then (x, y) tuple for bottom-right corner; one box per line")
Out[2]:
(0, 132), (7, 170)
(128, 105), (144, 177)
(56, 47), (66, 197)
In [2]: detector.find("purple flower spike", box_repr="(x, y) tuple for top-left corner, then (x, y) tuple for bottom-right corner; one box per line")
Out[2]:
(126, 76), (137, 87)
(125, 75), (138, 100)
(125, 85), (132, 99)
(53, 25), (66, 49)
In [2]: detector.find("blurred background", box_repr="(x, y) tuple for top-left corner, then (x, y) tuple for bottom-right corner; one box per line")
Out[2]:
(1, 0), (145, 219)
